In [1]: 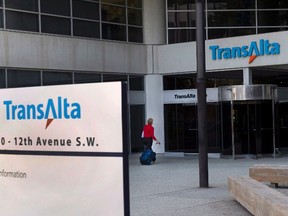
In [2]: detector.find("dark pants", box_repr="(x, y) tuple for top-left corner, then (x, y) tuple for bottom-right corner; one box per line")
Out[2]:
(142, 137), (153, 151)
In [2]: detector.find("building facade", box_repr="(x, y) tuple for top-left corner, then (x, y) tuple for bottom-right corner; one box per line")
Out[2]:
(1, 0), (288, 157)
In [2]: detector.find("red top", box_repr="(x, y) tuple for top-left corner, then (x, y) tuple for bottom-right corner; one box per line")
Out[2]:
(143, 124), (157, 140)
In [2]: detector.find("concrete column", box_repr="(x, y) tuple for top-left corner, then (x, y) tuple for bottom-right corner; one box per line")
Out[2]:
(145, 74), (164, 153)
(143, 0), (166, 45)
(243, 68), (252, 85)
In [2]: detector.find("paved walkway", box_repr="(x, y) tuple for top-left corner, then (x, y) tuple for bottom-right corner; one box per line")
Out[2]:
(129, 153), (288, 216)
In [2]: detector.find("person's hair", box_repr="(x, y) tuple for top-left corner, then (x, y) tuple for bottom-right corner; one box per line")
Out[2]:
(147, 118), (153, 125)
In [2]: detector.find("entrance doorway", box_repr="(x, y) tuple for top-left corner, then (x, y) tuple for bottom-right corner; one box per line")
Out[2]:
(221, 100), (275, 157)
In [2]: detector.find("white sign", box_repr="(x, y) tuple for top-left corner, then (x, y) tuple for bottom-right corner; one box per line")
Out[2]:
(0, 82), (129, 216)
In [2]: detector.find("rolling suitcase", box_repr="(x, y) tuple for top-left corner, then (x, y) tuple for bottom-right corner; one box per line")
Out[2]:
(139, 149), (156, 165)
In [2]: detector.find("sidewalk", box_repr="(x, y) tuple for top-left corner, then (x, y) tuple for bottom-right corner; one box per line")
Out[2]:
(129, 153), (288, 216)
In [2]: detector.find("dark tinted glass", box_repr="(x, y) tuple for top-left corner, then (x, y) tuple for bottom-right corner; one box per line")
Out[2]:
(102, 23), (126, 41)
(258, 11), (288, 26)
(258, 27), (288, 34)
(72, 0), (99, 20)
(41, 0), (70, 16)
(168, 12), (196, 27)
(128, 26), (143, 43)
(129, 75), (144, 90)
(73, 19), (100, 38)
(103, 74), (127, 82)
(0, 69), (5, 88)
(102, 0), (125, 6)
(102, 4), (126, 24)
(41, 15), (71, 35)
(258, 0), (288, 9)
(7, 70), (40, 88)
(168, 29), (196, 43)
(0, 10), (3, 28)
(43, 71), (73, 86)
(128, 8), (142, 26)
(127, 0), (142, 8)
(0, 0), (2, 7)
(167, 0), (195, 10)
(74, 73), (101, 84)
(6, 11), (38, 32)
(208, 28), (256, 39)
(6, 0), (38, 11)
(207, 0), (255, 10)
(208, 11), (255, 27)
(163, 75), (196, 90)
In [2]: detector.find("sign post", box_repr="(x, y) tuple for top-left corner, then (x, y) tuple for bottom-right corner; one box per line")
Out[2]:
(0, 82), (130, 216)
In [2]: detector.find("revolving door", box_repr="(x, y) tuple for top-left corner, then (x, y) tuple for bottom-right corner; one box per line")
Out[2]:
(220, 85), (277, 158)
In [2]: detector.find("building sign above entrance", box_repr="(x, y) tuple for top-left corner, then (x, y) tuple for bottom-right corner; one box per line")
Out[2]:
(209, 39), (280, 64)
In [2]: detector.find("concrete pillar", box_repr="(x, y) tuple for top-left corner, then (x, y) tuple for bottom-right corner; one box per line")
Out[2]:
(143, 0), (166, 45)
(145, 74), (165, 153)
(243, 68), (252, 85)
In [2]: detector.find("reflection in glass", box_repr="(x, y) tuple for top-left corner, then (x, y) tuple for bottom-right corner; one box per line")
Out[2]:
(168, 12), (196, 27)
(167, 0), (195, 10)
(127, 0), (142, 8)
(258, 0), (288, 9)
(102, 0), (125, 5)
(168, 28), (196, 44)
(103, 74), (127, 82)
(102, 4), (126, 24)
(128, 8), (142, 26)
(129, 75), (144, 90)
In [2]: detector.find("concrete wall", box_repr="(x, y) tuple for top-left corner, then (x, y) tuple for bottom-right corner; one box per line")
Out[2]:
(0, 31), (148, 73)
(143, 0), (166, 45)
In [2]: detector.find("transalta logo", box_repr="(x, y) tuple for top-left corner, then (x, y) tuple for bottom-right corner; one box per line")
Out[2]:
(3, 97), (81, 129)
(209, 39), (280, 64)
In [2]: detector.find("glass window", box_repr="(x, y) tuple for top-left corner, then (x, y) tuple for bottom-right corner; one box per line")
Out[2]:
(127, 0), (142, 9)
(258, 0), (288, 9)
(128, 8), (142, 26)
(167, 0), (195, 10)
(43, 71), (72, 86)
(102, 23), (126, 41)
(102, 4), (126, 24)
(5, 0), (38, 12)
(102, 0), (125, 6)
(129, 75), (144, 90)
(0, 69), (5, 88)
(41, 0), (70, 16)
(130, 105), (145, 152)
(258, 11), (288, 26)
(168, 28), (196, 43)
(163, 75), (196, 90)
(258, 27), (288, 34)
(0, 10), (3, 28)
(208, 28), (256, 39)
(208, 11), (255, 27)
(168, 12), (196, 27)
(74, 73), (101, 84)
(72, 0), (99, 20)
(207, 0), (255, 10)
(128, 26), (143, 43)
(6, 11), (39, 32)
(0, 0), (2, 7)
(103, 74), (127, 82)
(7, 70), (40, 88)
(41, 15), (71, 35)
(73, 19), (100, 38)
